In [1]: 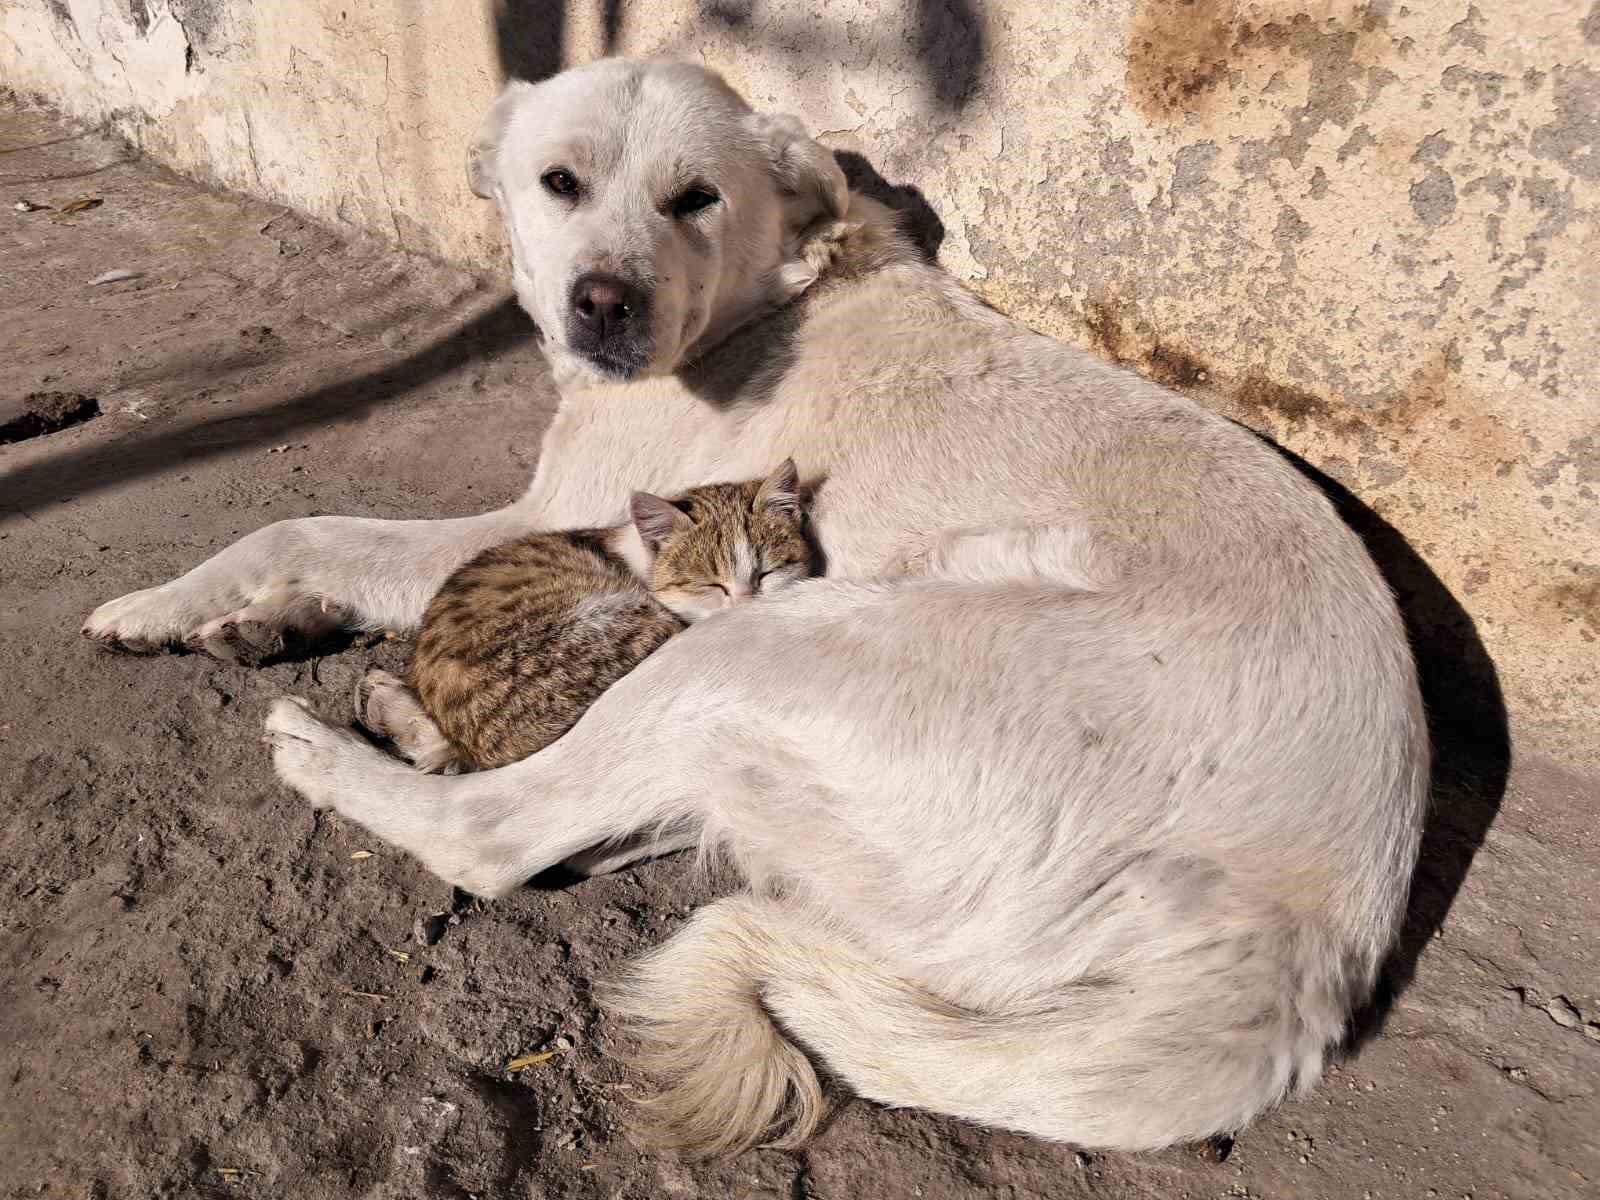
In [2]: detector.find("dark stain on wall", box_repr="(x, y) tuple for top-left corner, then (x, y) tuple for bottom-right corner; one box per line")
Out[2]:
(1545, 575), (1600, 640)
(1124, 0), (1236, 121)
(1233, 370), (1353, 432)
(1075, 298), (1483, 488)
(1080, 297), (1134, 364)
(1125, 0), (1392, 125)
(1079, 294), (1353, 432)
(1144, 343), (1210, 389)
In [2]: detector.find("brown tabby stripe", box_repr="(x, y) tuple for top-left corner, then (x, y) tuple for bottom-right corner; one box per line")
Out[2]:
(409, 530), (681, 769)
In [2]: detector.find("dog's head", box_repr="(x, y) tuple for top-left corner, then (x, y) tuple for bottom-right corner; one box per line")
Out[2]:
(469, 59), (849, 381)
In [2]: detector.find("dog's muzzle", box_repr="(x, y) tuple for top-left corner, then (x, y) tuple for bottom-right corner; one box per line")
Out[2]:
(566, 271), (653, 376)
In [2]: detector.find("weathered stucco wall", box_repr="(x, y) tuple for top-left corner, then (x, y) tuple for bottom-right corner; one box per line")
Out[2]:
(3, 1), (1597, 764)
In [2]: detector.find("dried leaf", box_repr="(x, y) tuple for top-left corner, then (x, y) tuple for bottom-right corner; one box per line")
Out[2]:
(89, 269), (141, 286)
(506, 1049), (561, 1071)
(349, 850), (374, 860)
(60, 196), (103, 214)
(385, 948), (411, 962)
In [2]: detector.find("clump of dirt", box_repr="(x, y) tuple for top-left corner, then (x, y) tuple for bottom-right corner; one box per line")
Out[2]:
(0, 391), (100, 444)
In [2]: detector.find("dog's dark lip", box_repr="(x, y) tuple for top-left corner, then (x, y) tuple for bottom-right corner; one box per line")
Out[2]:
(582, 346), (652, 379)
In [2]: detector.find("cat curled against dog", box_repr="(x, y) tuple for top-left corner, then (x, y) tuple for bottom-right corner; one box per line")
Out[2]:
(357, 460), (810, 774)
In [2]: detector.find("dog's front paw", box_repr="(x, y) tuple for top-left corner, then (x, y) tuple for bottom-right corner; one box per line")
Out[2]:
(264, 696), (364, 808)
(82, 583), (204, 654)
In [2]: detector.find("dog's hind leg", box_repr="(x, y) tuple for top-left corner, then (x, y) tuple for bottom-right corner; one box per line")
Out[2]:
(265, 574), (1414, 1149)
(264, 674), (709, 897)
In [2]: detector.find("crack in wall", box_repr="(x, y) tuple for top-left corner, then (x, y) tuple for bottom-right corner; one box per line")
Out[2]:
(372, 132), (404, 250)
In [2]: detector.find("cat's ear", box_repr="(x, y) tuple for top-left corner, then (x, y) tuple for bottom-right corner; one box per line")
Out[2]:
(630, 492), (691, 549)
(755, 458), (802, 520)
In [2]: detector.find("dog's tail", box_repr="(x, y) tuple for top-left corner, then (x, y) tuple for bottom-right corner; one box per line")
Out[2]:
(598, 895), (828, 1156)
(602, 887), (1348, 1156)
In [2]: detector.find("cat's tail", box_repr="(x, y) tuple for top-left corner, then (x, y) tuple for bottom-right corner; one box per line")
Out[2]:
(602, 887), (1350, 1156)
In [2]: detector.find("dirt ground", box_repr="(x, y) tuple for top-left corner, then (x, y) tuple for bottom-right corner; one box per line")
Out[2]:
(2, 102), (1597, 1200)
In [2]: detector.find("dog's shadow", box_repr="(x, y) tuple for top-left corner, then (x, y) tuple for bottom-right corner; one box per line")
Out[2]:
(833, 151), (946, 262)
(1265, 443), (1510, 1045)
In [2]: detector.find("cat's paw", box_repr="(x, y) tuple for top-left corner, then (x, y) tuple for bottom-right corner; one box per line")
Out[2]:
(354, 668), (406, 734)
(353, 669), (460, 773)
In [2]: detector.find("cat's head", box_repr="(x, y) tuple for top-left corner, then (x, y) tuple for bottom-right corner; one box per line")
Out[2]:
(629, 459), (811, 623)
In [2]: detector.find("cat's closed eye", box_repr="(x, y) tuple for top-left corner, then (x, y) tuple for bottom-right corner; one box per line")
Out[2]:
(756, 562), (805, 590)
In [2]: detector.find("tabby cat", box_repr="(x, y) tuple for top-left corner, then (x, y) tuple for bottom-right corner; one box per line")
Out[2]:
(355, 460), (811, 773)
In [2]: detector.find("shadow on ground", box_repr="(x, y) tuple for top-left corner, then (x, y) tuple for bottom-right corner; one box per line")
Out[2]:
(2, 299), (536, 519)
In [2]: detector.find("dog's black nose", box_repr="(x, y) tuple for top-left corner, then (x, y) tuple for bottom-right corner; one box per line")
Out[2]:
(570, 272), (645, 339)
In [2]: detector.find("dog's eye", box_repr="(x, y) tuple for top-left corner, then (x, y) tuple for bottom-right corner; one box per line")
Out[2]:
(671, 186), (720, 217)
(542, 169), (579, 198)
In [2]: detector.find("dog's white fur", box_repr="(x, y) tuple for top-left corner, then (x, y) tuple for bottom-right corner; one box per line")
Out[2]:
(84, 59), (1428, 1155)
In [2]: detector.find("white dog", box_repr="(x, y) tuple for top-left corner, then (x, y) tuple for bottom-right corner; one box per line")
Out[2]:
(84, 58), (1428, 1156)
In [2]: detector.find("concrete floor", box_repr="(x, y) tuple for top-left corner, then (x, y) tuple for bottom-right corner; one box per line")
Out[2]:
(2, 103), (1596, 1200)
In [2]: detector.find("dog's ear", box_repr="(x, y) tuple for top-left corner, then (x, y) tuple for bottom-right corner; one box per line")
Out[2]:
(747, 113), (849, 233)
(468, 81), (536, 200)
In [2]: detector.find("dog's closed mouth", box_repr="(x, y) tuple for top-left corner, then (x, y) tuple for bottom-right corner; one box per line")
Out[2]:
(583, 342), (653, 379)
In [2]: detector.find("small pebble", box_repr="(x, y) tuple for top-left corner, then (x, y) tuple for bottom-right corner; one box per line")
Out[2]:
(1544, 997), (1581, 1029)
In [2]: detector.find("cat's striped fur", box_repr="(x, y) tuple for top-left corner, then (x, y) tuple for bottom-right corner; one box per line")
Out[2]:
(359, 461), (809, 773)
